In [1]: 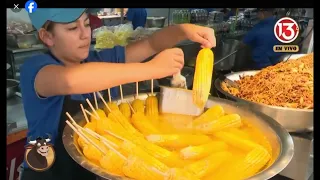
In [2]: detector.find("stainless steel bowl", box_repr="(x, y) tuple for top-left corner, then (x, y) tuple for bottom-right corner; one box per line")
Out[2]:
(214, 70), (313, 132)
(62, 93), (294, 180)
(146, 16), (166, 28)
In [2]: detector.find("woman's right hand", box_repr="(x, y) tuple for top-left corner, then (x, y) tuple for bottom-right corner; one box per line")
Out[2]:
(147, 48), (184, 79)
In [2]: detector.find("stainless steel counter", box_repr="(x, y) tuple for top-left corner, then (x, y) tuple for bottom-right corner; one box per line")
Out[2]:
(7, 96), (28, 135)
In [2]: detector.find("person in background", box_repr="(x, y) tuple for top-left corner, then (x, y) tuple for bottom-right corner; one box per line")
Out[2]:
(189, 8), (215, 15)
(125, 8), (147, 29)
(221, 8), (236, 21)
(20, 8), (216, 180)
(241, 8), (282, 69)
(87, 9), (103, 30)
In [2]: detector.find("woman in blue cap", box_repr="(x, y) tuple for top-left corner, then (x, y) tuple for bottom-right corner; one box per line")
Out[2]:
(20, 8), (215, 180)
(126, 8), (147, 29)
(242, 8), (282, 69)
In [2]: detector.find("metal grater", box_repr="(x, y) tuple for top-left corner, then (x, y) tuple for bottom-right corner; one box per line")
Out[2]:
(158, 86), (204, 116)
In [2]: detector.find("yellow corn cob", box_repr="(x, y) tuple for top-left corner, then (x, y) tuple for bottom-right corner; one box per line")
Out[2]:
(145, 95), (159, 118)
(165, 168), (200, 180)
(97, 116), (130, 140)
(132, 99), (145, 113)
(120, 140), (170, 172)
(225, 127), (251, 140)
(119, 102), (132, 119)
(146, 134), (211, 149)
(184, 151), (232, 178)
(104, 102), (119, 115)
(83, 122), (96, 131)
(77, 131), (99, 150)
(123, 155), (165, 180)
(179, 140), (228, 160)
(95, 117), (113, 135)
(192, 48), (214, 108)
(82, 142), (108, 164)
(99, 150), (125, 176)
(90, 109), (107, 124)
(194, 114), (242, 134)
(214, 131), (263, 152)
(102, 134), (122, 147)
(192, 105), (225, 126)
(131, 112), (160, 135)
(108, 109), (143, 138)
(227, 146), (271, 180)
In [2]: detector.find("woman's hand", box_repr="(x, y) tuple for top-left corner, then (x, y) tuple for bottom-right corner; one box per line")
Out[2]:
(146, 48), (184, 79)
(180, 24), (216, 49)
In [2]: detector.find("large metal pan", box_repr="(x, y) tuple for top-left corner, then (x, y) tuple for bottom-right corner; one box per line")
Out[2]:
(62, 93), (294, 180)
(214, 70), (313, 132)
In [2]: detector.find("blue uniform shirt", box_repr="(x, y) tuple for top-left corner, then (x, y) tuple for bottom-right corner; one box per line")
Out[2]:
(20, 47), (125, 164)
(126, 8), (147, 30)
(243, 17), (283, 69)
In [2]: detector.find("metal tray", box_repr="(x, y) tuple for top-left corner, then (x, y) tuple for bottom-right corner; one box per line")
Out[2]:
(62, 93), (294, 180)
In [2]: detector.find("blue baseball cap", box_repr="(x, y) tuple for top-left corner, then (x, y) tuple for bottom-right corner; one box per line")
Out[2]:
(28, 8), (87, 30)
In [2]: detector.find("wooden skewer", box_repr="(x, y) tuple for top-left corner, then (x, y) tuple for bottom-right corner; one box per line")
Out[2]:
(65, 120), (107, 155)
(127, 100), (136, 114)
(84, 109), (100, 120)
(101, 140), (127, 160)
(151, 79), (154, 96)
(93, 92), (98, 110)
(108, 89), (112, 103)
(80, 104), (89, 123)
(86, 98), (100, 119)
(119, 85), (124, 102)
(84, 128), (118, 148)
(97, 92), (112, 113)
(135, 82), (139, 99)
(105, 130), (128, 142)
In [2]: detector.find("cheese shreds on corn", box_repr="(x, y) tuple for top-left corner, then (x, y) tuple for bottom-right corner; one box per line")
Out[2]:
(192, 48), (214, 108)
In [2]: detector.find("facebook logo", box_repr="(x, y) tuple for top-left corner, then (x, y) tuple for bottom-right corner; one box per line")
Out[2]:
(25, 0), (37, 13)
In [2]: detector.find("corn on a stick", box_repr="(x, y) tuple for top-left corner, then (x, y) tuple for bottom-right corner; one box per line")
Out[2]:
(132, 82), (145, 113)
(146, 134), (211, 149)
(80, 104), (96, 132)
(192, 105), (225, 126)
(145, 79), (159, 119)
(86, 98), (100, 120)
(194, 114), (242, 134)
(99, 150), (125, 176)
(165, 168), (200, 180)
(103, 89), (119, 115)
(128, 102), (160, 135)
(214, 131), (264, 152)
(192, 48), (214, 108)
(184, 151), (232, 178)
(118, 85), (132, 119)
(179, 140), (228, 160)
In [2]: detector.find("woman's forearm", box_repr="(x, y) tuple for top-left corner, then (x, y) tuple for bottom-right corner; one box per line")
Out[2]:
(66, 62), (155, 94)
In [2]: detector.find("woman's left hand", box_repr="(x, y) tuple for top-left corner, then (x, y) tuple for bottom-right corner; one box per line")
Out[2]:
(180, 24), (216, 49)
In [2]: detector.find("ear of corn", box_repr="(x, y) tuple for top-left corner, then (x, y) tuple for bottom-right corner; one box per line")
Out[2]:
(165, 168), (200, 180)
(214, 131), (263, 152)
(102, 134), (122, 147)
(83, 122), (96, 132)
(99, 150), (125, 176)
(108, 109), (143, 138)
(104, 102), (119, 115)
(90, 109), (106, 123)
(192, 48), (214, 109)
(145, 95), (159, 119)
(77, 131), (99, 150)
(184, 151), (232, 178)
(122, 155), (166, 180)
(132, 99), (145, 113)
(119, 102), (132, 119)
(179, 140), (228, 160)
(227, 146), (271, 179)
(95, 117), (113, 135)
(194, 114), (242, 134)
(192, 105), (225, 126)
(146, 134), (211, 149)
(120, 140), (170, 172)
(83, 142), (107, 164)
(131, 112), (160, 135)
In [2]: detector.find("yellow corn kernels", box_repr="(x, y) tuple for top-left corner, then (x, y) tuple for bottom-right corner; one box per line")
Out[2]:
(132, 99), (145, 113)
(192, 105), (225, 126)
(77, 131), (99, 150)
(165, 168), (200, 180)
(99, 150), (125, 176)
(184, 151), (232, 178)
(83, 142), (108, 164)
(90, 109), (107, 124)
(83, 122), (96, 132)
(108, 109), (143, 138)
(102, 134), (122, 148)
(122, 155), (165, 180)
(179, 140), (228, 160)
(194, 114), (242, 134)
(95, 117), (113, 135)
(119, 102), (132, 119)
(214, 131), (263, 152)
(131, 112), (160, 135)
(145, 95), (159, 118)
(146, 134), (211, 149)
(192, 48), (214, 108)
(104, 102), (119, 115)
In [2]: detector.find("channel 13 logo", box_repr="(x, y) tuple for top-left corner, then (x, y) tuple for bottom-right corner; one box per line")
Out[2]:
(25, 0), (38, 13)
(273, 17), (299, 53)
